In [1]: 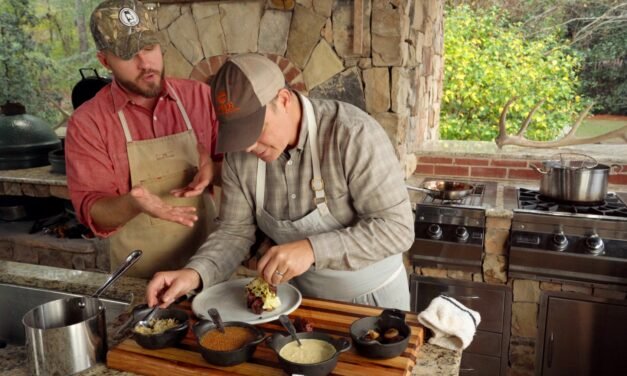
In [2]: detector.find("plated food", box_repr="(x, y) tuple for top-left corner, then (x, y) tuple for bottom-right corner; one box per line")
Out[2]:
(191, 277), (302, 325)
(246, 277), (281, 314)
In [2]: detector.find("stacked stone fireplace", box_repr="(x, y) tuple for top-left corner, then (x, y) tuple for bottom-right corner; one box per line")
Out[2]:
(152, 0), (444, 175)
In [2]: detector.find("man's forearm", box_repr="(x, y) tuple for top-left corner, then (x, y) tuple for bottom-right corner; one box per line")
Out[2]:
(90, 193), (141, 230)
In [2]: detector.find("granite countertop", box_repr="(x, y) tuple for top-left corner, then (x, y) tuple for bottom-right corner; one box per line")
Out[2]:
(0, 261), (461, 376)
(0, 165), (66, 186)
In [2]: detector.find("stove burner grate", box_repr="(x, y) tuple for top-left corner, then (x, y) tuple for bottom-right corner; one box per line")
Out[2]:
(518, 188), (627, 218)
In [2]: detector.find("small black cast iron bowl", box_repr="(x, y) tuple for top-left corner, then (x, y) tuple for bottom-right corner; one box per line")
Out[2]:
(349, 308), (411, 359)
(131, 305), (189, 350)
(192, 320), (265, 367)
(266, 331), (351, 376)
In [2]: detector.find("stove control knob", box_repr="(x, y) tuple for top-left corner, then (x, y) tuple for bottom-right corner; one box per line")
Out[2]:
(551, 234), (568, 251)
(455, 227), (469, 242)
(584, 235), (605, 255)
(427, 224), (443, 240)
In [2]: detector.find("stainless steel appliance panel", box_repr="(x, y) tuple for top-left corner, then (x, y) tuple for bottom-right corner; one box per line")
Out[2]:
(536, 292), (627, 376)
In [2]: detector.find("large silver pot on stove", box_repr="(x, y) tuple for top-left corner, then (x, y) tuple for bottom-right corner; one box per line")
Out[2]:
(530, 153), (622, 203)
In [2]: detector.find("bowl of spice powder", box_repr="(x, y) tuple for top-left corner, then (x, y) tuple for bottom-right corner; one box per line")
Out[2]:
(193, 320), (266, 366)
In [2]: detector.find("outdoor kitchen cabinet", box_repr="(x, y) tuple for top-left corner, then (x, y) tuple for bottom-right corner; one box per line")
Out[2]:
(536, 291), (627, 376)
(410, 275), (512, 376)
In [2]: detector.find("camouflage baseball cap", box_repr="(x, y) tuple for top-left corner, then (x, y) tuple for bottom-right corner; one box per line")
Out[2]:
(90, 0), (160, 60)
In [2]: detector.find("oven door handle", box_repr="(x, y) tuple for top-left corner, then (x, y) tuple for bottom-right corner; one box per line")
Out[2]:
(449, 295), (480, 300)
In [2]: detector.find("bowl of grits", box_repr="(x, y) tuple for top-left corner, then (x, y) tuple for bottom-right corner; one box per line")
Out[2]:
(266, 331), (351, 376)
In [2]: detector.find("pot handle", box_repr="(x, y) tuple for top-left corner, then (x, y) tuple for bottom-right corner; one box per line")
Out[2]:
(610, 164), (623, 175)
(406, 185), (431, 194)
(335, 337), (351, 353)
(529, 163), (549, 175)
(92, 250), (142, 298)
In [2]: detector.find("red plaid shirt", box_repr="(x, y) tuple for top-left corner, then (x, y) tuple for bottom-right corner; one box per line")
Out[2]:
(65, 77), (221, 236)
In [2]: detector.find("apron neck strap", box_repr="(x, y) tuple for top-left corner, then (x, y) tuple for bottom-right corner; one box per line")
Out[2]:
(255, 95), (330, 216)
(116, 81), (193, 143)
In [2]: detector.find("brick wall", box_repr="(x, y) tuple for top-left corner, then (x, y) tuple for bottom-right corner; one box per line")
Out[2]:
(416, 156), (627, 185)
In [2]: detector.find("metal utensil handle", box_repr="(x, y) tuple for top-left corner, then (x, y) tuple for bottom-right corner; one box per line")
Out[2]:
(92, 250), (142, 298)
(556, 152), (597, 170)
(278, 314), (302, 346)
(406, 185), (431, 194)
(208, 308), (225, 334)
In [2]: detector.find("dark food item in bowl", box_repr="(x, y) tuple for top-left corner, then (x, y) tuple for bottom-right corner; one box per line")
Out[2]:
(131, 305), (189, 350)
(193, 320), (265, 367)
(200, 326), (256, 351)
(266, 331), (351, 376)
(350, 309), (411, 359)
(360, 327), (404, 344)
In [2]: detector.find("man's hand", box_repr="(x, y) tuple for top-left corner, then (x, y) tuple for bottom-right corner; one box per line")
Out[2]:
(171, 143), (215, 198)
(256, 239), (315, 286)
(130, 185), (198, 227)
(146, 268), (201, 308)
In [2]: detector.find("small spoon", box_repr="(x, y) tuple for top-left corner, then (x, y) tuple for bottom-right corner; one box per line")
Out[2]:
(208, 308), (225, 334)
(137, 306), (159, 329)
(279, 314), (302, 347)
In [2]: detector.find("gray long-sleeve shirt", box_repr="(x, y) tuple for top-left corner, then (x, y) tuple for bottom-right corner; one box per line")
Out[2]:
(186, 96), (414, 288)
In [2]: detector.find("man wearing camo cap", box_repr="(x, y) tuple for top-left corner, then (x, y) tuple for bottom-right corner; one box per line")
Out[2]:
(65, 0), (222, 279)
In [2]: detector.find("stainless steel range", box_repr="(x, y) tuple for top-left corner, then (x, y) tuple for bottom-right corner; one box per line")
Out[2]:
(409, 179), (497, 272)
(505, 187), (627, 286)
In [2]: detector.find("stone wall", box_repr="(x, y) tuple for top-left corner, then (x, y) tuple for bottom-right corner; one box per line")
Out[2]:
(148, 0), (444, 176)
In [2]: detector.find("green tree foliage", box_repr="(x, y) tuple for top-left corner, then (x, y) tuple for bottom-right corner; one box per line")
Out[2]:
(569, 3), (626, 115)
(440, 5), (585, 141)
(0, 0), (57, 122)
(580, 36), (626, 114)
(1, 0), (104, 125)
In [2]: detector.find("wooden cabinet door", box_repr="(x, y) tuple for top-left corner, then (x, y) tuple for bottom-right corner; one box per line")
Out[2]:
(539, 295), (627, 376)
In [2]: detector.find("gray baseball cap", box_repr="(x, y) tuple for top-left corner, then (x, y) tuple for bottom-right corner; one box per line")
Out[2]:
(210, 54), (286, 153)
(90, 0), (160, 60)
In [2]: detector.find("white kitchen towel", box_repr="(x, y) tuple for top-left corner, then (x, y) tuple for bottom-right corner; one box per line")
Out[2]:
(417, 295), (481, 351)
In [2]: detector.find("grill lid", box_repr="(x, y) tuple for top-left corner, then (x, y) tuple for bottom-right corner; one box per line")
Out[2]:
(0, 102), (61, 170)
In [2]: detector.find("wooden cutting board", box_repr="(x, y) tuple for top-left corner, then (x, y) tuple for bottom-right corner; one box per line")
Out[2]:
(107, 297), (424, 375)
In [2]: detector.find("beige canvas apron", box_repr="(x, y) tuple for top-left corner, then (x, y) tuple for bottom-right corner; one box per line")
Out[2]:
(254, 95), (409, 310)
(109, 83), (217, 278)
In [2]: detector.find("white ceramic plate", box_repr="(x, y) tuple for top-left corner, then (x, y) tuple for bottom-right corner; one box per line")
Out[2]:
(191, 278), (302, 325)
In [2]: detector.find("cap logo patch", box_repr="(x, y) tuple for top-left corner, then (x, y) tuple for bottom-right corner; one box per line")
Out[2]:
(119, 8), (139, 27)
(215, 90), (239, 115)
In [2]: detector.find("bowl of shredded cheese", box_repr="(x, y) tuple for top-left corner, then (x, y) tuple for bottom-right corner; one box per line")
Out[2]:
(131, 306), (189, 350)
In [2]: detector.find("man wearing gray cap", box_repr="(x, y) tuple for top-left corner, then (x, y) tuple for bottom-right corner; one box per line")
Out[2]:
(65, 0), (221, 278)
(147, 53), (414, 309)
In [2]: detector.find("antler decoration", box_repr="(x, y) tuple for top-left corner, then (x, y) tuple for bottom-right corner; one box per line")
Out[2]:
(495, 97), (627, 148)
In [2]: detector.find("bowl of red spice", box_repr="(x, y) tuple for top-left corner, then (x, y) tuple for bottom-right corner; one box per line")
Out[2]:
(192, 319), (266, 366)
